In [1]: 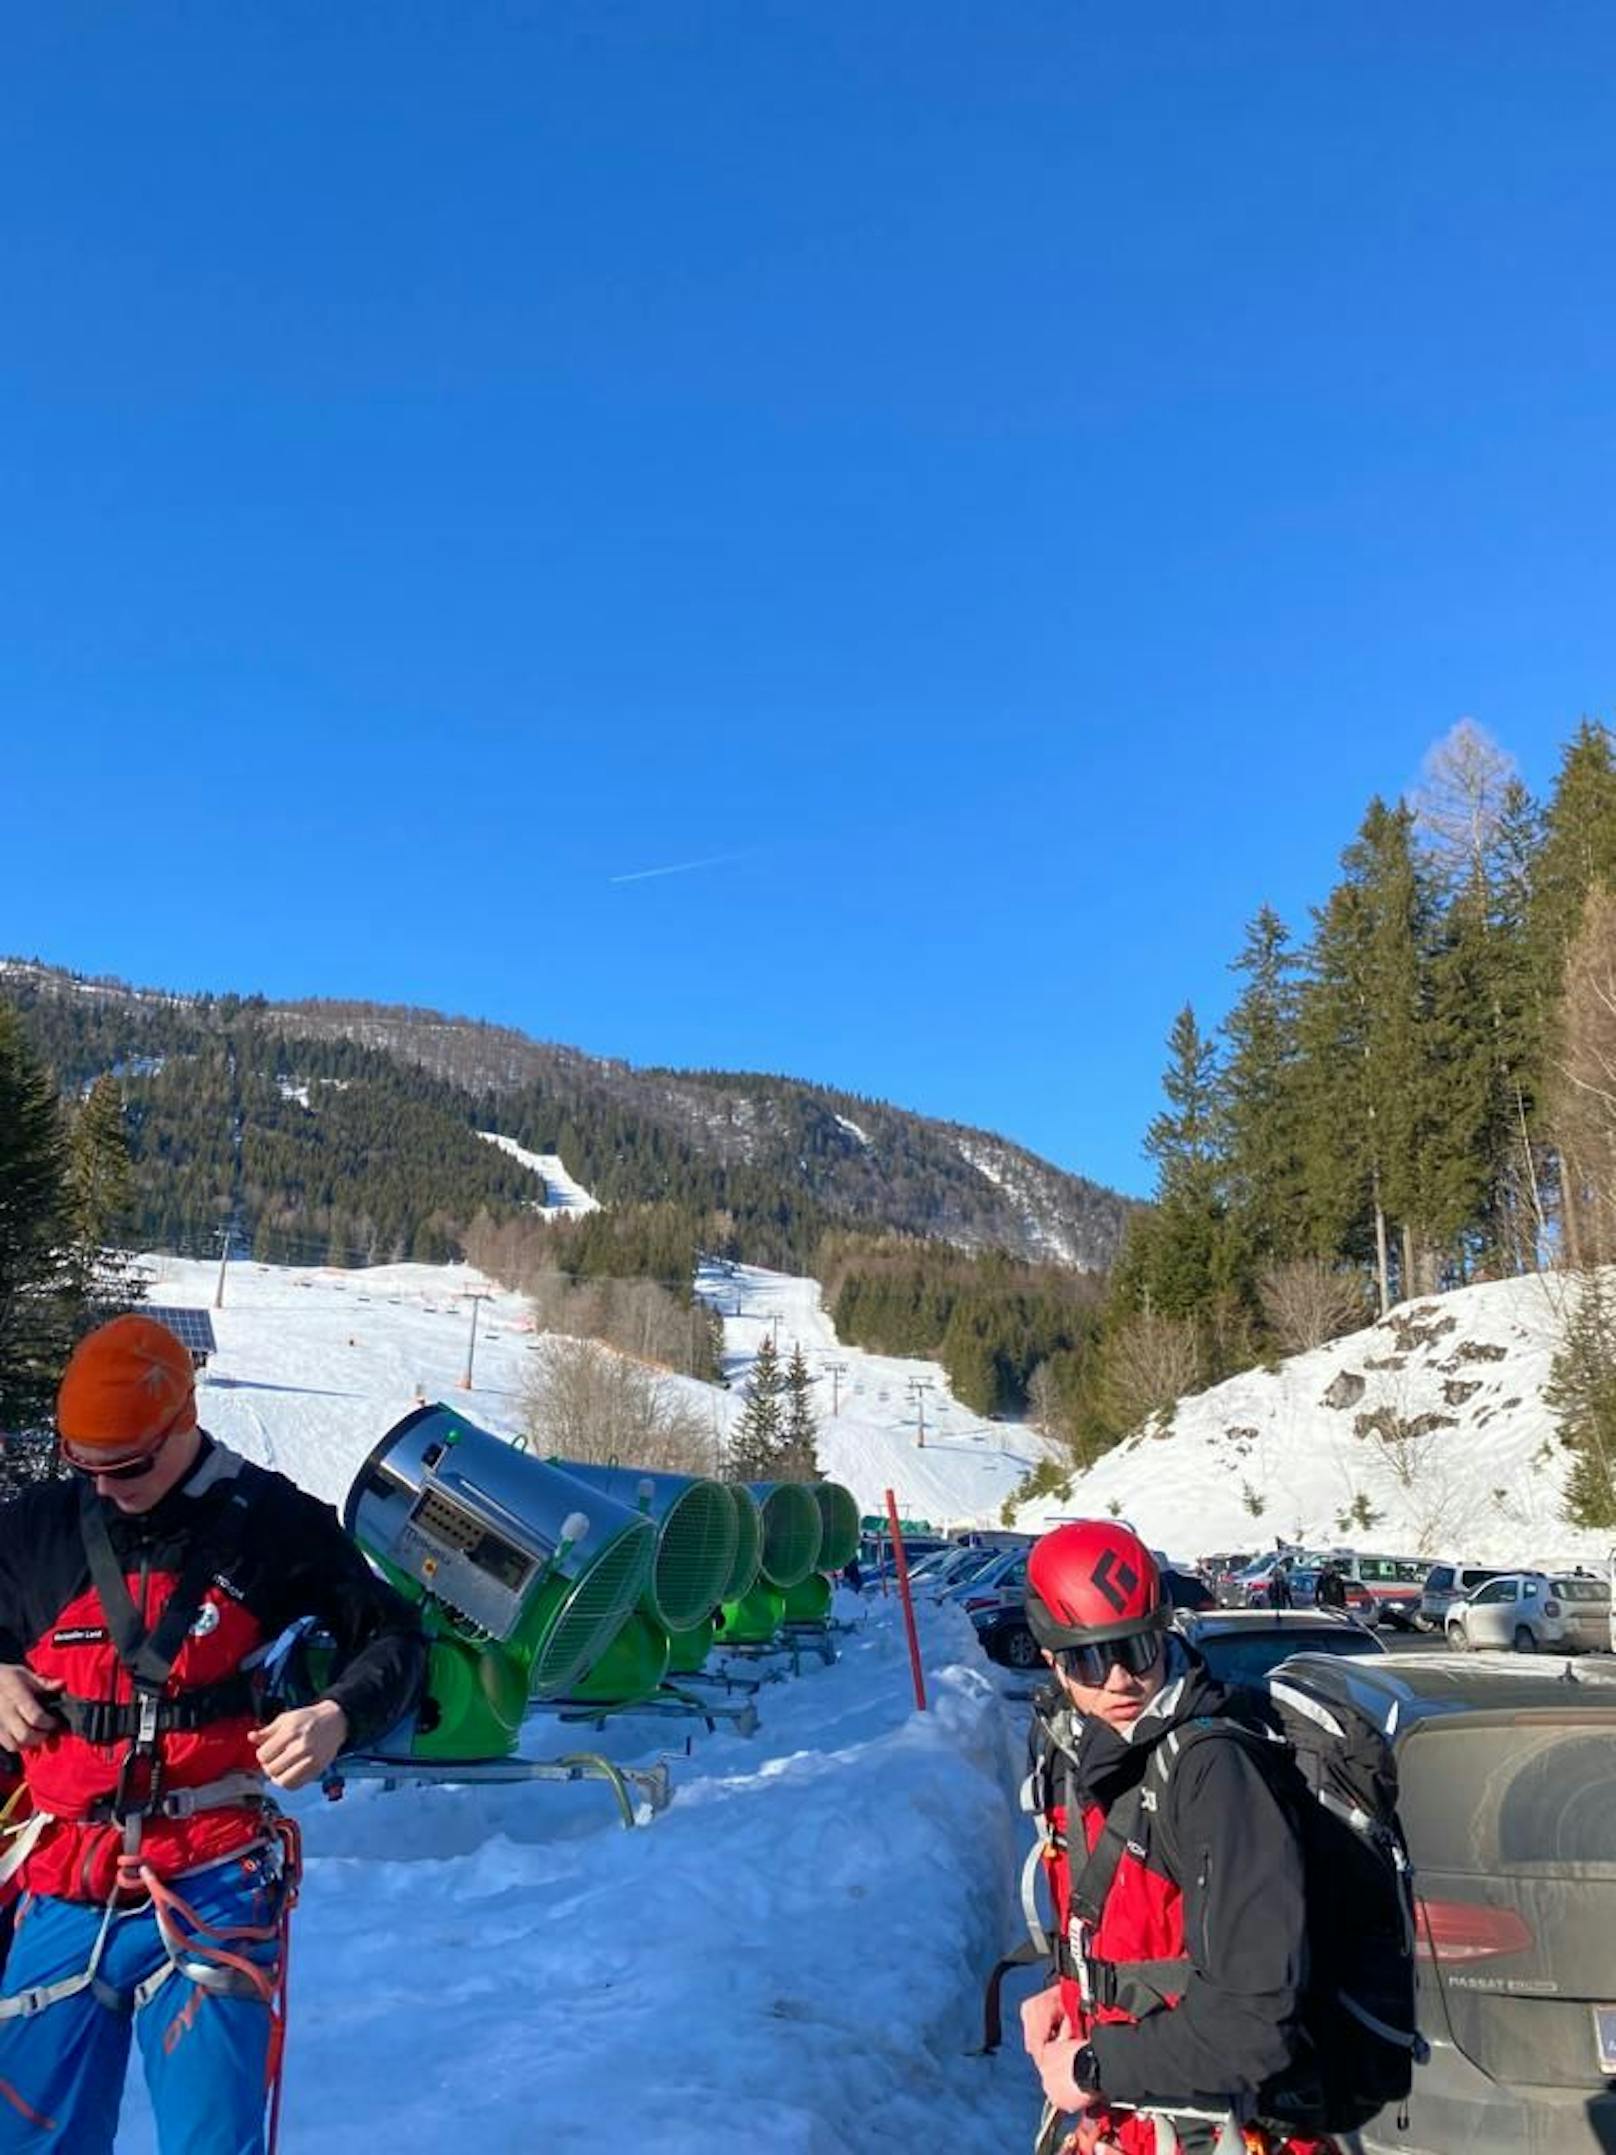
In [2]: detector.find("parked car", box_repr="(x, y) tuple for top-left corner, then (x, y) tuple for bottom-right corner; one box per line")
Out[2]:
(948, 1546), (1029, 1618)
(973, 1601), (1043, 1672)
(1445, 1571), (1613, 1655)
(1306, 1654), (1616, 2154)
(1172, 1607), (1387, 1688)
(1419, 1560), (1508, 1629)
(1339, 1553), (1430, 1627)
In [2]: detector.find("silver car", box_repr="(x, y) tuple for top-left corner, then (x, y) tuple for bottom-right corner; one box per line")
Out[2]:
(1445, 1571), (1612, 1654)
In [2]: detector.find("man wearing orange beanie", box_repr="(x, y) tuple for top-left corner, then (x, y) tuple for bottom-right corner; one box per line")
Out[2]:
(0, 1314), (425, 2153)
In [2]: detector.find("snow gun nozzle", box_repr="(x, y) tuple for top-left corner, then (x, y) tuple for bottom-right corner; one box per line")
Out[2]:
(559, 1511), (590, 1552)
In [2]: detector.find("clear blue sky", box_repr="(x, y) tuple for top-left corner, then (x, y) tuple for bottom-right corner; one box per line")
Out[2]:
(5, 4), (1614, 1197)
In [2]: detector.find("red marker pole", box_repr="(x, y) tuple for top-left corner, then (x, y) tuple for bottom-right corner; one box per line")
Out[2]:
(885, 1487), (928, 1713)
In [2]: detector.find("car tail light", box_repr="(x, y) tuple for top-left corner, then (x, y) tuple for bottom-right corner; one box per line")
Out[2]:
(1544, 1600), (1562, 1617)
(962, 1595), (997, 1612)
(1416, 1898), (1534, 1963)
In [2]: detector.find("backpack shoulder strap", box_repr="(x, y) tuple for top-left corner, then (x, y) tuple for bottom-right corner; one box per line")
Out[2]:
(80, 1467), (256, 1695)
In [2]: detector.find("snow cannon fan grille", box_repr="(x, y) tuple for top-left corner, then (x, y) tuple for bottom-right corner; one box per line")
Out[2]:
(721, 1485), (763, 1603)
(749, 1481), (824, 1589)
(811, 1482), (859, 1572)
(550, 1465), (739, 1632)
(527, 1524), (657, 1699)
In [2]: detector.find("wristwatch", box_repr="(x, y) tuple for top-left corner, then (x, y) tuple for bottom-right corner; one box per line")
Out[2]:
(1072, 2043), (1102, 2095)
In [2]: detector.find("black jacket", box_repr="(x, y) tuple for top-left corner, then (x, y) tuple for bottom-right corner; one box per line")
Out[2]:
(1046, 1645), (1310, 2113)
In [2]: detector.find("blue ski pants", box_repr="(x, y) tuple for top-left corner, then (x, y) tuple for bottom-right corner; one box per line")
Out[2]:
(0, 1852), (283, 2155)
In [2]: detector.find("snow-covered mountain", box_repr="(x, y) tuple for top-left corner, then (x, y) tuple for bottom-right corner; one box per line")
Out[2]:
(1014, 1273), (1611, 1569)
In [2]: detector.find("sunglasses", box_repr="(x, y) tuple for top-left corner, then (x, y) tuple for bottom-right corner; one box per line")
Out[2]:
(58, 1415), (181, 1483)
(1055, 1629), (1162, 1688)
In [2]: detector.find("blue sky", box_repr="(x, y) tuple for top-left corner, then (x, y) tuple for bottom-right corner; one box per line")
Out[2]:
(4, 4), (1613, 1197)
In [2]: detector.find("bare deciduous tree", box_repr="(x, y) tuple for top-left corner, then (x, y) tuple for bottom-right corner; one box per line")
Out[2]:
(522, 1337), (720, 1474)
(1409, 718), (1518, 889)
(1099, 1313), (1199, 1435)
(1258, 1259), (1372, 1355)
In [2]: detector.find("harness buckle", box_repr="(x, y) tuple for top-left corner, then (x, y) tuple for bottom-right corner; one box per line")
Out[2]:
(135, 1692), (161, 1747)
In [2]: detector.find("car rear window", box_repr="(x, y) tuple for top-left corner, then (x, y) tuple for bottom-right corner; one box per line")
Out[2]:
(1199, 1630), (1384, 1686)
(1399, 1721), (1616, 1870)
(1426, 1566), (1454, 1592)
(1552, 1578), (1610, 1603)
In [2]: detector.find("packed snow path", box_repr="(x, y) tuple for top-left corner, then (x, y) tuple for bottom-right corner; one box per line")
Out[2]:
(118, 1602), (1039, 2153)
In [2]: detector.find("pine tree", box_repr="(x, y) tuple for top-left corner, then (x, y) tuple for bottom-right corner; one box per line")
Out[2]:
(1133, 1005), (1232, 1322)
(780, 1342), (821, 1481)
(65, 1074), (141, 1321)
(1298, 801), (1437, 1309)
(1219, 907), (1305, 1269)
(728, 1331), (785, 1479)
(0, 1003), (72, 1437)
(1530, 722), (1616, 1264)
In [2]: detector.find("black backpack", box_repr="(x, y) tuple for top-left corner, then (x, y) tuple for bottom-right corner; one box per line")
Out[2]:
(1219, 1670), (1427, 2135)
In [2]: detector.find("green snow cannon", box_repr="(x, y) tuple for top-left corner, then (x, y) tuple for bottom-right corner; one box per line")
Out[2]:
(412, 1631), (530, 1761)
(747, 1482), (823, 1589)
(810, 1483), (860, 1573)
(562, 1608), (672, 1709)
(721, 1484), (764, 1603)
(554, 1464), (738, 1634)
(717, 1582), (787, 1646)
(665, 1614), (716, 1675)
(343, 1405), (656, 1702)
(781, 1573), (833, 1625)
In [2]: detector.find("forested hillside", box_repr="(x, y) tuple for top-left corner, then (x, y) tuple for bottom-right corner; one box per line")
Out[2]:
(0, 966), (1127, 1278)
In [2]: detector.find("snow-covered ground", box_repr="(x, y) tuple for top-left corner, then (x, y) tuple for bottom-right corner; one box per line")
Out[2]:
(477, 1130), (602, 1215)
(105, 1255), (1046, 2151)
(1015, 1273), (1611, 1568)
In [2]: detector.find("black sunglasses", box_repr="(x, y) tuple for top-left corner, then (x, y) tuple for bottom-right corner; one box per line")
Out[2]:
(1055, 1629), (1162, 1688)
(58, 1422), (177, 1484)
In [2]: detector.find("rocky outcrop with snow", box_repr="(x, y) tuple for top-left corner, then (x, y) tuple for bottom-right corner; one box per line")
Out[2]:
(1015, 1274), (1610, 1568)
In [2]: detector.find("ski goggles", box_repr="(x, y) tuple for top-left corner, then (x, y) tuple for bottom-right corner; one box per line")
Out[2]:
(1054, 1628), (1163, 1688)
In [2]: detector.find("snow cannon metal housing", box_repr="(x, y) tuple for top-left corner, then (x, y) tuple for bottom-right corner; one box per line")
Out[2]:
(344, 1405), (655, 1699)
(747, 1482), (823, 1589)
(551, 1463), (738, 1634)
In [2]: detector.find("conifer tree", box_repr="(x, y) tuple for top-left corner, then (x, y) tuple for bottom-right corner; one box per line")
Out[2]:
(1219, 907), (1305, 1269)
(65, 1074), (141, 1321)
(1131, 1005), (1232, 1322)
(780, 1342), (821, 1481)
(1530, 722), (1616, 1263)
(728, 1331), (785, 1478)
(0, 1004), (71, 1434)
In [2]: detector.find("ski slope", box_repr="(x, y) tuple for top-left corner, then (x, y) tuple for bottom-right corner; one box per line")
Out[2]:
(697, 1260), (1058, 1526)
(1014, 1272), (1611, 1568)
(477, 1130), (602, 1215)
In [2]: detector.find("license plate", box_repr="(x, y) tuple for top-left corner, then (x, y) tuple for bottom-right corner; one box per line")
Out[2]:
(1594, 2007), (1616, 2075)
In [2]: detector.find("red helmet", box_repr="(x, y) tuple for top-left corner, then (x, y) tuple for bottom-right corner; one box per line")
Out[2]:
(1025, 1521), (1164, 1651)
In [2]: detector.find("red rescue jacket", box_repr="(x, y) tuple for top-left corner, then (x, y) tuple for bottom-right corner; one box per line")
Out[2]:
(0, 1438), (425, 1903)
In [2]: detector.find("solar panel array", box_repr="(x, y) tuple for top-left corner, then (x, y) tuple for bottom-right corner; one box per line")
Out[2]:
(140, 1306), (218, 1360)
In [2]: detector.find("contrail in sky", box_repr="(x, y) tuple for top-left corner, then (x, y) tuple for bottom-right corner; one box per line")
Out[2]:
(608, 851), (746, 886)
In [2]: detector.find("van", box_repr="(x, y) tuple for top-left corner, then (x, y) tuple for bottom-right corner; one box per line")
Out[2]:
(1420, 1560), (1506, 1630)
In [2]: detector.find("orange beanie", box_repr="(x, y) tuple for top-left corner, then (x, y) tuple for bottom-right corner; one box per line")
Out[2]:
(56, 1314), (198, 1459)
